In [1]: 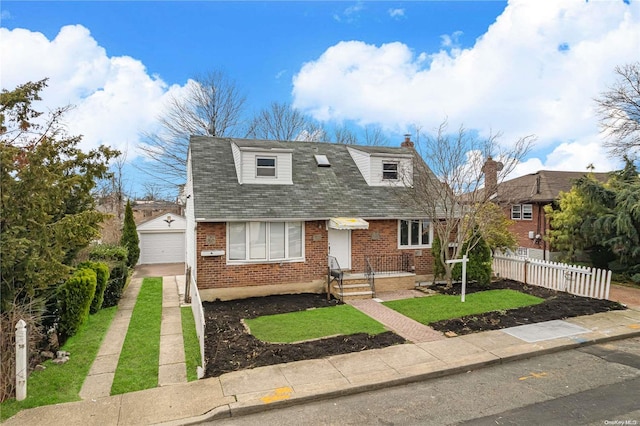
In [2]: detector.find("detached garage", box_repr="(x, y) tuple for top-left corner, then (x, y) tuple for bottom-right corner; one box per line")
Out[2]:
(137, 213), (186, 264)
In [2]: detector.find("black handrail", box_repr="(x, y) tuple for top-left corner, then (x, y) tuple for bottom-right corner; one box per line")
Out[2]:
(365, 253), (413, 275)
(327, 255), (343, 301)
(365, 258), (376, 298)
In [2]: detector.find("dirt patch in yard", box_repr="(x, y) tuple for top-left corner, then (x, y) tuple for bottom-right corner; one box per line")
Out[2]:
(203, 294), (404, 378)
(202, 279), (626, 378)
(429, 279), (625, 336)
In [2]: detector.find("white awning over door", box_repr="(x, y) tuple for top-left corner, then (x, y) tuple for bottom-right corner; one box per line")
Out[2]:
(328, 217), (369, 230)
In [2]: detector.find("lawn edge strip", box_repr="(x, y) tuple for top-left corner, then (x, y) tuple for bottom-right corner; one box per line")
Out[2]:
(111, 277), (163, 395)
(181, 306), (201, 382)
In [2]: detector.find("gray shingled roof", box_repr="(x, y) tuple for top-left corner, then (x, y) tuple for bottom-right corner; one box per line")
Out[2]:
(497, 170), (610, 203)
(189, 137), (431, 221)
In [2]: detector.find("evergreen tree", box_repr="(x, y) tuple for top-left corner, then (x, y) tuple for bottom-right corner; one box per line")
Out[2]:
(120, 200), (140, 267)
(1, 79), (117, 311)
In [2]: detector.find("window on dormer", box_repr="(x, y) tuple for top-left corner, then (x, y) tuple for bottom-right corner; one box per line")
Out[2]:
(382, 162), (398, 180)
(256, 157), (276, 177)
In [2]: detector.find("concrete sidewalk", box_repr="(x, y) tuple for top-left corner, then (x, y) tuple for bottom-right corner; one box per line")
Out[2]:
(6, 305), (640, 425)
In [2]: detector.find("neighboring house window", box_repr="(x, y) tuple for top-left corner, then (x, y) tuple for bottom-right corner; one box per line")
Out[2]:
(516, 247), (529, 257)
(382, 162), (398, 180)
(256, 157), (276, 177)
(228, 221), (303, 262)
(398, 219), (431, 248)
(511, 204), (532, 220)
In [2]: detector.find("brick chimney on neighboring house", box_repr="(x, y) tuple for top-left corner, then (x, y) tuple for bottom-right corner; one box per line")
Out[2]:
(482, 156), (503, 196)
(401, 134), (414, 148)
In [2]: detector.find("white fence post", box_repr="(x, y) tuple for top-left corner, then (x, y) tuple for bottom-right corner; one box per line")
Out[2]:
(15, 319), (27, 401)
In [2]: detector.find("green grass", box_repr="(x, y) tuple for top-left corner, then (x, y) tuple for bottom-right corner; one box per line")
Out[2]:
(383, 289), (544, 325)
(111, 277), (163, 395)
(245, 304), (387, 343)
(0, 306), (117, 422)
(181, 307), (201, 382)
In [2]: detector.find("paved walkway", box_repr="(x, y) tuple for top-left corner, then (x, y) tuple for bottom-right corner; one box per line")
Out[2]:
(79, 277), (143, 399)
(79, 272), (186, 399)
(609, 284), (640, 309)
(348, 292), (445, 343)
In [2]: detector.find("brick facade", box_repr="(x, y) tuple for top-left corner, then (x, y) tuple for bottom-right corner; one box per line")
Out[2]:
(505, 203), (549, 251)
(195, 219), (434, 291)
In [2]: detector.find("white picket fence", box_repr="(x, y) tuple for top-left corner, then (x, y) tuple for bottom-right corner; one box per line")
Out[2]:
(189, 275), (206, 378)
(492, 255), (611, 300)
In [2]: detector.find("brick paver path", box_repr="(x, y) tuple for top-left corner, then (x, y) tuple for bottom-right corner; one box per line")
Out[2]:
(348, 295), (445, 343)
(609, 285), (640, 309)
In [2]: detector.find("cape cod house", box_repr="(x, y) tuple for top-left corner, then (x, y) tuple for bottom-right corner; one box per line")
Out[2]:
(184, 136), (437, 301)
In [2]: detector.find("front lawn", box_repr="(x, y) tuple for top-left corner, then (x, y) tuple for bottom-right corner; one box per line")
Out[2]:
(245, 304), (387, 343)
(383, 289), (544, 325)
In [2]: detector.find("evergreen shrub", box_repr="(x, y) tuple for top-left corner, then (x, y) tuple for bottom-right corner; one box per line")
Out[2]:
(57, 268), (97, 341)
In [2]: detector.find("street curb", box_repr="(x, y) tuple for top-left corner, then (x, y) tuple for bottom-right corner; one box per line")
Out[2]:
(178, 329), (640, 425)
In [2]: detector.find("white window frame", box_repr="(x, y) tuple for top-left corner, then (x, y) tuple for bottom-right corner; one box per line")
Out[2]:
(382, 162), (399, 181)
(256, 157), (277, 178)
(398, 219), (432, 248)
(227, 221), (304, 264)
(511, 204), (533, 220)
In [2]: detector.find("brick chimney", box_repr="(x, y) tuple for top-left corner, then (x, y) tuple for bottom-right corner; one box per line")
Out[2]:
(482, 156), (502, 195)
(401, 134), (414, 148)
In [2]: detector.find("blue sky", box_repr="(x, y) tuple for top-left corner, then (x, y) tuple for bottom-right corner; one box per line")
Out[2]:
(2, 1), (639, 198)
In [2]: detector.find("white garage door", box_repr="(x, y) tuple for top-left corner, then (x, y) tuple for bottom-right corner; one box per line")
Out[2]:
(139, 232), (185, 264)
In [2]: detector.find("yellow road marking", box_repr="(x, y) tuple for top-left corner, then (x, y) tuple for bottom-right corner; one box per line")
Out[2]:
(260, 386), (293, 404)
(519, 372), (548, 381)
(628, 324), (640, 329)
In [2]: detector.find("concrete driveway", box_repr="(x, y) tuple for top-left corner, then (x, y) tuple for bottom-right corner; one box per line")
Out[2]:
(133, 262), (185, 278)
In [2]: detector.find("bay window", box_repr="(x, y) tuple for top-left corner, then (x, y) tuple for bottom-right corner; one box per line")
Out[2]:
(228, 221), (304, 262)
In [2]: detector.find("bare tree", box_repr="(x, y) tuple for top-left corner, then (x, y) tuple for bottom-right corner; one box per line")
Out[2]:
(408, 121), (534, 288)
(139, 70), (247, 184)
(362, 124), (390, 146)
(245, 102), (324, 141)
(596, 62), (640, 157)
(327, 123), (389, 145)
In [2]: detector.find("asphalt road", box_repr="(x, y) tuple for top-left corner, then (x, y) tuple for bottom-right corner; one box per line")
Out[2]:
(209, 337), (640, 425)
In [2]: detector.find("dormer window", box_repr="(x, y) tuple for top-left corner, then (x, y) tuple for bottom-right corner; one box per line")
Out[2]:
(382, 162), (398, 180)
(256, 157), (276, 177)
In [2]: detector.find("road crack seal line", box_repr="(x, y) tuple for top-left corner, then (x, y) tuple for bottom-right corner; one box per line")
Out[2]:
(260, 386), (293, 404)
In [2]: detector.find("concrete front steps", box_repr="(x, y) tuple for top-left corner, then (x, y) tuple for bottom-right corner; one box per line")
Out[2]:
(330, 272), (416, 301)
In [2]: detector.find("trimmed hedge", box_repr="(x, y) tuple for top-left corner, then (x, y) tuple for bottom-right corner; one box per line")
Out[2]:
(89, 244), (129, 308)
(102, 262), (128, 308)
(89, 243), (128, 263)
(79, 261), (110, 313)
(57, 268), (97, 342)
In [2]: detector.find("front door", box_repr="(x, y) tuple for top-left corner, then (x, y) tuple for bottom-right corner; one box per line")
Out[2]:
(328, 228), (351, 270)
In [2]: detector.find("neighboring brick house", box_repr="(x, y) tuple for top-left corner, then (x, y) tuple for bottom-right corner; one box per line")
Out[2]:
(184, 136), (437, 301)
(483, 160), (609, 261)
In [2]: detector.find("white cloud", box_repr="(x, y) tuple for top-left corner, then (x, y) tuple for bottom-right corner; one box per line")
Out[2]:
(293, 0), (640, 173)
(388, 8), (405, 20)
(440, 30), (463, 48)
(0, 25), (183, 159)
(334, 2), (365, 23)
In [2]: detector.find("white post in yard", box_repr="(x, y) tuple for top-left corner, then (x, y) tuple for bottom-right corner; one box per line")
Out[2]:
(446, 255), (469, 302)
(15, 319), (27, 401)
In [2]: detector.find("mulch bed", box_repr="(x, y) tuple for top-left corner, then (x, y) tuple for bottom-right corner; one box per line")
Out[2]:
(202, 279), (626, 378)
(428, 279), (625, 335)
